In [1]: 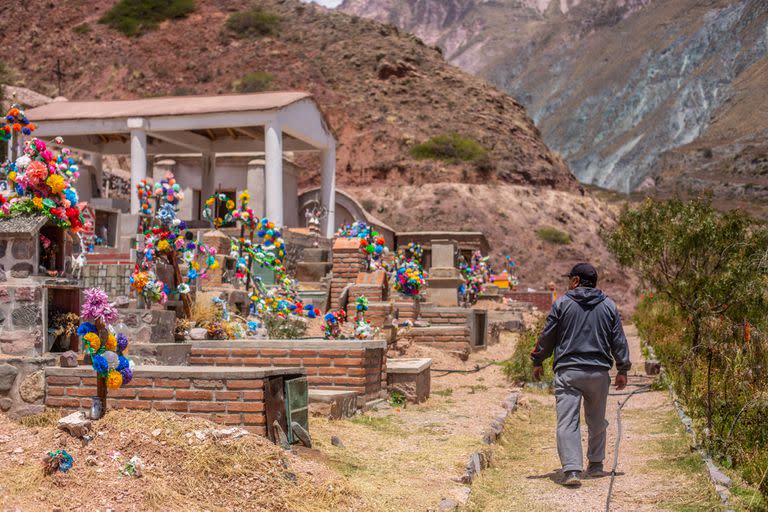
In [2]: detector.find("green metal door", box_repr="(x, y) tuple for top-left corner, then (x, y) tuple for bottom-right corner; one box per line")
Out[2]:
(284, 377), (309, 444)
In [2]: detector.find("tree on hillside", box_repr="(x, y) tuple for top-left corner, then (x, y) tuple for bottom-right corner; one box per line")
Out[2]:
(605, 198), (768, 429)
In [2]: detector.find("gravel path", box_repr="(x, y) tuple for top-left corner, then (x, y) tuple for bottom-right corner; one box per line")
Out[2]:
(466, 325), (723, 511)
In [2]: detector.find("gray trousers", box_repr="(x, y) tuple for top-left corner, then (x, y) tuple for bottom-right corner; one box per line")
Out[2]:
(554, 367), (610, 472)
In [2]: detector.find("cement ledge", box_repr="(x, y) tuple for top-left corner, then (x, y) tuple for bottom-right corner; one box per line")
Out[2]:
(191, 339), (387, 350)
(45, 365), (306, 379)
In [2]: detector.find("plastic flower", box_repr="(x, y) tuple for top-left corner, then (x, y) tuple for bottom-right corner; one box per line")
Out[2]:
(46, 174), (67, 194)
(157, 239), (170, 252)
(25, 160), (48, 185)
(81, 288), (119, 325)
(119, 367), (133, 385)
(177, 283), (190, 294)
(105, 333), (117, 352)
(83, 332), (101, 353)
(76, 322), (97, 336)
(105, 369), (123, 389)
(116, 333), (129, 353)
(91, 354), (109, 375)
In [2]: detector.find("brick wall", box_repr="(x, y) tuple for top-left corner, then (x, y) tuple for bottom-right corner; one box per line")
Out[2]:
(329, 238), (366, 310)
(505, 291), (554, 311)
(419, 307), (471, 326)
(188, 340), (387, 404)
(393, 299), (420, 321)
(44, 366), (305, 435)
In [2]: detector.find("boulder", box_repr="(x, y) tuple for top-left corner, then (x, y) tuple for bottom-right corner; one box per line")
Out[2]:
(59, 351), (79, 368)
(58, 411), (92, 438)
(0, 363), (18, 392)
(0, 397), (12, 411)
(19, 370), (45, 403)
(190, 328), (207, 340)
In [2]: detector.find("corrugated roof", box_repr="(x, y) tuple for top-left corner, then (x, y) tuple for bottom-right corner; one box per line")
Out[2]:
(27, 92), (312, 121)
(0, 214), (49, 235)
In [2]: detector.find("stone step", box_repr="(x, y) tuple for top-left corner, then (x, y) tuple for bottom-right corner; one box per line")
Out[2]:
(308, 388), (358, 419)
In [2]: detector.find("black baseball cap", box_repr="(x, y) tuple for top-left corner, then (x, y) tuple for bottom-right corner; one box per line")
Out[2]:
(563, 263), (598, 286)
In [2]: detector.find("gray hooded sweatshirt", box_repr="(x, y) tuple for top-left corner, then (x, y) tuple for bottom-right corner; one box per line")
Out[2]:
(530, 287), (631, 374)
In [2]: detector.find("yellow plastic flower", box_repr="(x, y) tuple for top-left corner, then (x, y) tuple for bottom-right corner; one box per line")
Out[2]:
(191, 261), (200, 271)
(46, 174), (67, 194)
(209, 259), (220, 270)
(7, 171), (16, 182)
(106, 369), (123, 390)
(226, 200), (234, 210)
(157, 239), (170, 252)
(32, 197), (43, 209)
(105, 333), (117, 352)
(206, 197), (215, 206)
(240, 191), (249, 201)
(83, 332), (101, 352)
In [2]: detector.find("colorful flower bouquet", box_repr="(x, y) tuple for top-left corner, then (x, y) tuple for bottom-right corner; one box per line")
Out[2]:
(78, 288), (133, 390)
(0, 106), (84, 229)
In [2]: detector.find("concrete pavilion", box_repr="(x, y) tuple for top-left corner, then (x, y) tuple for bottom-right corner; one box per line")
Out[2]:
(27, 92), (337, 237)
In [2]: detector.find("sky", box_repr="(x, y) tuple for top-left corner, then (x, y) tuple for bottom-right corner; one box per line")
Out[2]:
(302, 0), (344, 7)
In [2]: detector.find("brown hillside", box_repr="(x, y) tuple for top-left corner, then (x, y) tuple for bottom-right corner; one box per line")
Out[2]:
(0, 0), (573, 190)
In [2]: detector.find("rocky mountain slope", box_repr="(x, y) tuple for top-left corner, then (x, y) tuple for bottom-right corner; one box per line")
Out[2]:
(0, 0), (572, 190)
(339, 0), (768, 198)
(0, 0), (639, 299)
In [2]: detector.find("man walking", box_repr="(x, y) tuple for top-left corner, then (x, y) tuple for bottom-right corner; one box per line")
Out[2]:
(531, 263), (631, 487)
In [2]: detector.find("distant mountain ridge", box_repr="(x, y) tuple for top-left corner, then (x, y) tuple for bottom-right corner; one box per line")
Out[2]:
(340, 0), (768, 199)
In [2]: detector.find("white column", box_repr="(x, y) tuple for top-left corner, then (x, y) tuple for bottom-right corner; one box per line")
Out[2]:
(264, 120), (284, 227)
(320, 140), (336, 238)
(129, 129), (147, 215)
(91, 153), (104, 198)
(246, 160), (266, 219)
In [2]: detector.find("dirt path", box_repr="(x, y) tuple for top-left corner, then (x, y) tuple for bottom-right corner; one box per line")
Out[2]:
(307, 333), (522, 511)
(465, 325), (725, 511)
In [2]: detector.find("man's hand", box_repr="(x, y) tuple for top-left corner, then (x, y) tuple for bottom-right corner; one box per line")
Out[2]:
(614, 373), (627, 391)
(532, 366), (544, 382)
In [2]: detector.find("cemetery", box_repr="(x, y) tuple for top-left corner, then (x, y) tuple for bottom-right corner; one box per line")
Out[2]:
(0, 92), (535, 450)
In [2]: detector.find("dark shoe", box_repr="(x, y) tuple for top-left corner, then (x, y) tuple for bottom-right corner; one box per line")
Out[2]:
(562, 470), (581, 487)
(586, 462), (606, 478)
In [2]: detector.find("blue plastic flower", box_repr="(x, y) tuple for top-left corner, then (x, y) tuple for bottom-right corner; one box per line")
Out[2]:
(117, 355), (130, 371)
(76, 322), (97, 336)
(91, 355), (109, 375)
(64, 188), (78, 204)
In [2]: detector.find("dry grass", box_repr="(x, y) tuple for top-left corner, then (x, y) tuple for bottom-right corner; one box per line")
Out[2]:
(17, 408), (63, 428)
(0, 410), (359, 511)
(189, 291), (222, 327)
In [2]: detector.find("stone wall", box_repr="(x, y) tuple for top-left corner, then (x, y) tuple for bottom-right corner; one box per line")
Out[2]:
(0, 279), (44, 356)
(0, 354), (55, 417)
(82, 263), (132, 299)
(44, 365), (305, 435)
(0, 234), (36, 277)
(329, 238), (366, 311)
(188, 340), (387, 404)
(118, 308), (177, 344)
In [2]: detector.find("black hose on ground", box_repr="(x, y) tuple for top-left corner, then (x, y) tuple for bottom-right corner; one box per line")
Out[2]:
(430, 361), (499, 377)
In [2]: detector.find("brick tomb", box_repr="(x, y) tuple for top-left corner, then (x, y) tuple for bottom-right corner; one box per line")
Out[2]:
(45, 365), (304, 436)
(188, 339), (387, 406)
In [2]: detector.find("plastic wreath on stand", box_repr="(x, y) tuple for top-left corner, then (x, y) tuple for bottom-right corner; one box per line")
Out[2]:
(458, 250), (492, 305)
(323, 309), (347, 340)
(336, 221), (389, 271)
(0, 106), (84, 230)
(77, 288), (134, 418)
(353, 295), (375, 339)
(397, 242), (424, 268)
(132, 173), (215, 314)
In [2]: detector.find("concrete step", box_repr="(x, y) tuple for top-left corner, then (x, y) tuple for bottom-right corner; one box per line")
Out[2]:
(308, 388), (358, 419)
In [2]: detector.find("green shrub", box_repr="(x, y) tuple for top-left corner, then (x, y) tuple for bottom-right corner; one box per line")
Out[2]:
(73, 23), (92, 34)
(410, 133), (487, 163)
(233, 71), (274, 93)
(536, 226), (571, 245)
(100, 0), (195, 37)
(225, 7), (280, 38)
(263, 313), (307, 339)
(500, 316), (553, 385)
